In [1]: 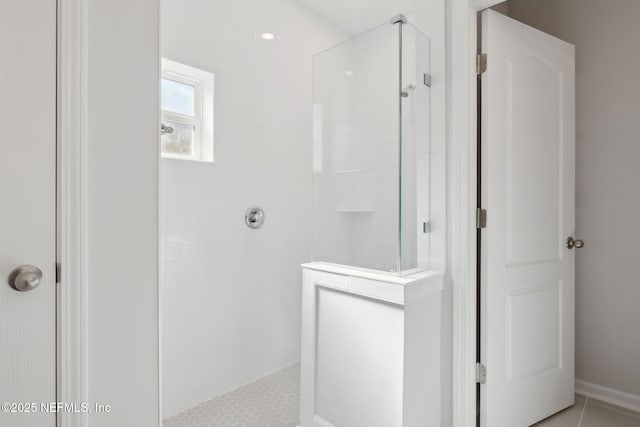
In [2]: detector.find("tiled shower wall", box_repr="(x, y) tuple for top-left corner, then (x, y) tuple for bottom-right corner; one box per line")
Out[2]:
(159, 0), (347, 417)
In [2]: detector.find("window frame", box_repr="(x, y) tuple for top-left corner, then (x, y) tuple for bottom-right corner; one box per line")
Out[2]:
(160, 59), (214, 162)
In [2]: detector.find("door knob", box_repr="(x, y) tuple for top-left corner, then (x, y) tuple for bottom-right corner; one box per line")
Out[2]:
(566, 237), (584, 249)
(8, 265), (43, 292)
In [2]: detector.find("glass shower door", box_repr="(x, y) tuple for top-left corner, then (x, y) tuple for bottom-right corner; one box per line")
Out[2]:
(400, 23), (432, 274)
(312, 17), (432, 275)
(312, 22), (400, 273)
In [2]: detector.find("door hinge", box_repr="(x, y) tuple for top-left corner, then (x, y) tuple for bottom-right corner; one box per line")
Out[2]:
(476, 53), (487, 75)
(476, 208), (487, 229)
(423, 73), (432, 87)
(55, 262), (61, 284)
(476, 363), (487, 384)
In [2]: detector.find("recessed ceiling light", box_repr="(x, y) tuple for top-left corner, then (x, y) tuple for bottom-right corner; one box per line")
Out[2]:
(261, 32), (276, 40)
(345, 70), (354, 77)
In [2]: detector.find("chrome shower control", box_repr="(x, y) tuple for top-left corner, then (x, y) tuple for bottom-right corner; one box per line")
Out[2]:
(245, 206), (265, 229)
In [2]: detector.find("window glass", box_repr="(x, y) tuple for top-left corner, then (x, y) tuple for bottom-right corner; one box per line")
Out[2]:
(160, 122), (195, 156)
(160, 58), (214, 162)
(161, 78), (195, 116)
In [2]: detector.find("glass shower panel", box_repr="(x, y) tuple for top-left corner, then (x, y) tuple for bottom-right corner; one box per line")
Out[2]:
(312, 18), (431, 275)
(400, 24), (432, 274)
(312, 23), (400, 273)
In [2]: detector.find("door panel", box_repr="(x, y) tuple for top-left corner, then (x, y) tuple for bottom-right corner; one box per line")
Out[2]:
(507, 281), (561, 381)
(506, 56), (563, 266)
(0, 1), (57, 426)
(481, 10), (575, 427)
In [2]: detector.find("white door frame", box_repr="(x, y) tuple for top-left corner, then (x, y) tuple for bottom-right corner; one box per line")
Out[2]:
(57, 0), (162, 422)
(56, 0), (164, 423)
(57, 0), (89, 425)
(447, 0), (503, 426)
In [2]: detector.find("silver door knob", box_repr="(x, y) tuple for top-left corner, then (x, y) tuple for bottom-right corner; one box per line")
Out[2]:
(8, 265), (43, 292)
(566, 237), (584, 249)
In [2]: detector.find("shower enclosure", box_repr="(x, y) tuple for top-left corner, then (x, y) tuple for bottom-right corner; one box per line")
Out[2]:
(300, 16), (442, 427)
(312, 14), (432, 275)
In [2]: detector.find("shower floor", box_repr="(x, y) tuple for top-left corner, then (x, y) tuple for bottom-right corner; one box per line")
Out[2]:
(163, 363), (300, 427)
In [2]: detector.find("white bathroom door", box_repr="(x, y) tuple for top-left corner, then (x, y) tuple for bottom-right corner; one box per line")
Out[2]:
(0, 1), (57, 426)
(480, 10), (576, 427)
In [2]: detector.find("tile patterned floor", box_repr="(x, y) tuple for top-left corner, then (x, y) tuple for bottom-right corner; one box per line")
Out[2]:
(164, 372), (640, 427)
(163, 363), (300, 427)
(534, 394), (640, 427)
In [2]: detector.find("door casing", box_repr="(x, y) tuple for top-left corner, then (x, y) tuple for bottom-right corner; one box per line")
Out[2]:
(56, 0), (89, 425)
(446, 0), (522, 426)
(56, 0), (162, 425)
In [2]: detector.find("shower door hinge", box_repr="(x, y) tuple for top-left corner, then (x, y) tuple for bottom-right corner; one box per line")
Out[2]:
(476, 208), (487, 229)
(55, 261), (61, 284)
(390, 14), (408, 24)
(476, 54), (487, 75)
(476, 363), (487, 384)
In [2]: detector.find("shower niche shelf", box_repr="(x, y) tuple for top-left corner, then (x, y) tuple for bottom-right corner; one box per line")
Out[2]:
(334, 168), (370, 175)
(334, 171), (376, 214)
(337, 208), (375, 213)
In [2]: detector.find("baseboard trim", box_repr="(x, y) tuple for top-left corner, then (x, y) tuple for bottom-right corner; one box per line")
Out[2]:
(312, 415), (336, 427)
(576, 379), (640, 413)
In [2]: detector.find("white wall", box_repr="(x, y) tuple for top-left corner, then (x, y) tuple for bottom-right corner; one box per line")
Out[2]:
(503, 0), (640, 399)
(160, 0), (348, 417)
(86, 0), (160, 425)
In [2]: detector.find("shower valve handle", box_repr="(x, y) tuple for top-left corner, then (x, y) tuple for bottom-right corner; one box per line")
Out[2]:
(245, 206), (265, 229)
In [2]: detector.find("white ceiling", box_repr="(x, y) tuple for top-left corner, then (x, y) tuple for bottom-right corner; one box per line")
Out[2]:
(296, 0), (416, 34)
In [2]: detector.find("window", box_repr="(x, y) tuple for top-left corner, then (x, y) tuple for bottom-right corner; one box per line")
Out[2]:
(161, 59), (214, 162)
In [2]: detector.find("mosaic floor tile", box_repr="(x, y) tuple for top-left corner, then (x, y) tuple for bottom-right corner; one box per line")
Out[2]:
(163, 363), (300, 427)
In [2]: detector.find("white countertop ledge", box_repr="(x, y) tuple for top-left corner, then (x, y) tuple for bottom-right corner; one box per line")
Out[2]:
(301, 262), (444, 305)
